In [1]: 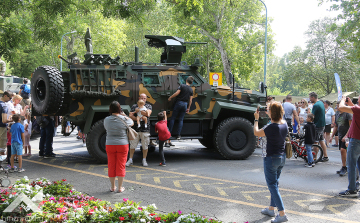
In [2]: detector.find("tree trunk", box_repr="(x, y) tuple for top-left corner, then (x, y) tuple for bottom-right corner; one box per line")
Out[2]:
(216, 43), (231, 86)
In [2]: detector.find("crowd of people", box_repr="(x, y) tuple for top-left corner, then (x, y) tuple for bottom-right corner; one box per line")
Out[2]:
(255, 92), (360, 222)
(0, 78), (32, 173)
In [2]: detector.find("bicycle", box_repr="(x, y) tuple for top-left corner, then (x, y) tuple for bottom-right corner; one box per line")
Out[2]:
(289, 133), (324, 163)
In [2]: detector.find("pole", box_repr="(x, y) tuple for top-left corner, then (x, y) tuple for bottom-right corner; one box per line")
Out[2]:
(60, 31), (77, 71)
(259, 0), (267, 85)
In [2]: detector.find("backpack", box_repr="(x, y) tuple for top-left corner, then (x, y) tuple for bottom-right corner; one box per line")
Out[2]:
(36, 116), (49, 128)
(21, 84), (30, 99)
(23, 84), (30, 94)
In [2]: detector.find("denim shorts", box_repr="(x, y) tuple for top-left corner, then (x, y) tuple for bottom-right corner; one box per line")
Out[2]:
(11, 142), (23, 155)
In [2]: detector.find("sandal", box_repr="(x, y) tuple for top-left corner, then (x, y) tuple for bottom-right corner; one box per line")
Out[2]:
(110, 187), (117, 192)
(116, 187), (125, 193)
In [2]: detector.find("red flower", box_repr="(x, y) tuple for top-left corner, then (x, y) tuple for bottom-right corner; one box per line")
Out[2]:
(119, 217), (125, 221)
(150, 213), (155, 216)
(155, 217), (161, 221)
(62, 179), (67, 181)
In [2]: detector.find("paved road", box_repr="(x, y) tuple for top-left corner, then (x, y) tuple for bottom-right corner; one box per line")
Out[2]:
(1, 131), (360, 223)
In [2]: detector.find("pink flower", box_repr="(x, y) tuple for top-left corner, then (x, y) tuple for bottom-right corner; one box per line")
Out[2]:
(49, 197), (55, 200)
(119, 217), (125, 221)
(123, 198), (129, 202)
(88, 209), (94, 215)
(178, 210), (182, 215)
(138, 207), (143, 210)
(155, 217), (161, 221)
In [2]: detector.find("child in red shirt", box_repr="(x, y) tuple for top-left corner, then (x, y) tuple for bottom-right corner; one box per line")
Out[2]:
(155, 111), (171, 166)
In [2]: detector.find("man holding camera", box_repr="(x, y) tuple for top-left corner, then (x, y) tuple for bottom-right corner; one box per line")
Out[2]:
(338, 95), (360, 197)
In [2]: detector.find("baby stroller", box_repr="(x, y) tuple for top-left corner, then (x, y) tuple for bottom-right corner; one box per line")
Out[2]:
(0, 155), (11, 187)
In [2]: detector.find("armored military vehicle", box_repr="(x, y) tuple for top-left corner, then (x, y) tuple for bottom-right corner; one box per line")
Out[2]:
(31, 28), (268, 163)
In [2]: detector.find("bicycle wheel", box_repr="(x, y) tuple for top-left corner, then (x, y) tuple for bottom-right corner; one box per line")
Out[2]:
(305, 144), (323, 163)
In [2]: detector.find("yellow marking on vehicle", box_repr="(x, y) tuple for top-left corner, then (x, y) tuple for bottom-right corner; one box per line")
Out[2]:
(173, 179), (200, 188)
(77, 74), (83, 90)
(153, 176), (181, 184)
(23, 160), (360, 223)
(191, 86), (198, 98)
(101, 81), (104, 92)
(139, 84), (156, 104)
(327, 204), (347, 216)
(193, 183), (223, 191)
(112, 79), (126, 88)
(69, 102), (84, 117)
(188, 102), (200, 115)
(94, 99), (101, 106)
(104, 65), (110, 69)
(61, 161), (68, 166)
(107, 90), (111, 94)
(159, 71), (176, 77)
(234, 92), (242, 99)
(136, 173), (162, 181)
(294, 199), (325, 209)
(70, 83), (76, 91)
(216, 186), (241, 196)
(207, 101), (216, 112)
(217, 89), (231, 96)
(121, 90), (130, 97)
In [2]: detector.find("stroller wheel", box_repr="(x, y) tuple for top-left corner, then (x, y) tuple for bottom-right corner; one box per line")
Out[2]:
(0, 177), (11, 187)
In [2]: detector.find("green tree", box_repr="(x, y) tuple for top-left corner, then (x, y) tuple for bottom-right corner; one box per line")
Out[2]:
(167, 0), (274, 85)
(322, 0), (360, 60)
(284, 17), (358, 95)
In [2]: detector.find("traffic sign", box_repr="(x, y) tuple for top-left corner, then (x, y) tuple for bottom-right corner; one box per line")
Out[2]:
(209, 72), (222, 86)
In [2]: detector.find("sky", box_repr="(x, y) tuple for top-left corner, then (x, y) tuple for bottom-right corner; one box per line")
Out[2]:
(267, 0), (340, 57)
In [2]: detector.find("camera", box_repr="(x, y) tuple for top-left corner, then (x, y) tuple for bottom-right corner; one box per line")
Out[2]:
(258, 106), (267, 112)
(346, 98), (349, 103)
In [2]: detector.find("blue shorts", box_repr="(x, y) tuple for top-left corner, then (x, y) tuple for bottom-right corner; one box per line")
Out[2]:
(11, 142), (23, 155)
(66, 121), (70, 127)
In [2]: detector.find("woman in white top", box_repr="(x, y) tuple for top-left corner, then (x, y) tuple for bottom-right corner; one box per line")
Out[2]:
(298, 99), (310, 124)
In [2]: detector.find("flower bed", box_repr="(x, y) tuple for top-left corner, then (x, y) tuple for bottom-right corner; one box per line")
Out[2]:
(0, 177), (248, 223)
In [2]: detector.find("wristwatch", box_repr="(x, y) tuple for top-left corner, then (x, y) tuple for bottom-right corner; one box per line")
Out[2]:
(254, 119), (259, 122)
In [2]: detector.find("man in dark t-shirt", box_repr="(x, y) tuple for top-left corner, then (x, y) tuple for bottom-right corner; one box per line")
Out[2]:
(168, 76), (194, 140)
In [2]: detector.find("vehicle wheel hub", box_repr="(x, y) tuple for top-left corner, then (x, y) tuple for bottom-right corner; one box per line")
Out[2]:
(227, 130), (246, 150)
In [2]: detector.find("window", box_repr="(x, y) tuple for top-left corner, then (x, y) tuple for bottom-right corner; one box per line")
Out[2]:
(178, 73), (200, 86)
(142, 73), (162, 87)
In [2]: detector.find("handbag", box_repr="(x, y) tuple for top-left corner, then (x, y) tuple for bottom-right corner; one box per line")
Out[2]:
(115, 115), (138, 140)
(285, 132), (292, 159)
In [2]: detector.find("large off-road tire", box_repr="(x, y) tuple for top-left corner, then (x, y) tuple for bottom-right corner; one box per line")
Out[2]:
(198, 130), (215, 150)
(214, 117), (256, 159)
(87, 119), (107, 163)
(31, 66), (64, 114)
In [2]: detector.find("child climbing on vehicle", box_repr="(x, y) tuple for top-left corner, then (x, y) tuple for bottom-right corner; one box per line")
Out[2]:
(155, 111), (171, 166)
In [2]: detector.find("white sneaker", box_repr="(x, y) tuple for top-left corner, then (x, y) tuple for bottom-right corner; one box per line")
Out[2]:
(138, 124), (141, 128)
(125, 159), (133, 167)
(82, 143), (86, 147)
(144, 124), (147, 128)
(142, 160), (148, 167)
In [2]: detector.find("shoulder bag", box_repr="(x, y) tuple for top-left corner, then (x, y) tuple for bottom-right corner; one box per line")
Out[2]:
(285, 132), (292, 159)
(115, 115), (138, 141)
